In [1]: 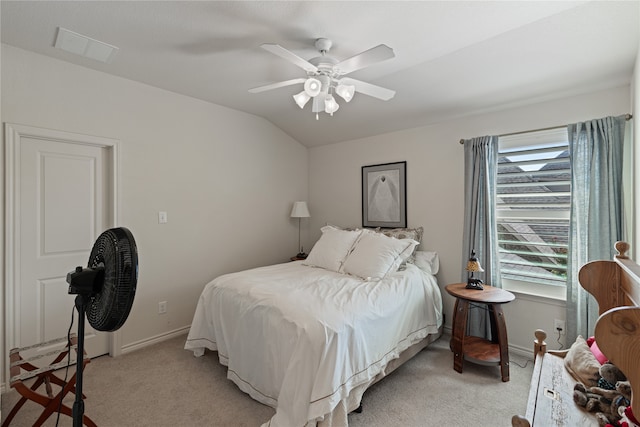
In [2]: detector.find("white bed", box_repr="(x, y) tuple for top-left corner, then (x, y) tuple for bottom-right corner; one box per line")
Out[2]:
(185, 226), (443, 427)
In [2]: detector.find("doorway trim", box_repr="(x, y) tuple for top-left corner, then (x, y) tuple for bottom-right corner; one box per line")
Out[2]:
(4, 123), (121, 381)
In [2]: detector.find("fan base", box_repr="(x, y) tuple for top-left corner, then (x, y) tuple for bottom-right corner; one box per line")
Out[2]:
(315, 38), (332, 53)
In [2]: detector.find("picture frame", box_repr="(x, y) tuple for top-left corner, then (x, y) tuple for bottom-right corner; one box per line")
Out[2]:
(362, 161), (407, 228)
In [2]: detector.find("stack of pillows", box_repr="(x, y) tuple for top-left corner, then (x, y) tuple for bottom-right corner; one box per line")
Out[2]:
(302, 225), (438, 280)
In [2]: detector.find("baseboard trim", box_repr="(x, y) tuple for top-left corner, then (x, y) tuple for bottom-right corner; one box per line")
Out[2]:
(120, 326), (190, 355)
(509, 343), (534, 359)
(442, 325), (452, 336)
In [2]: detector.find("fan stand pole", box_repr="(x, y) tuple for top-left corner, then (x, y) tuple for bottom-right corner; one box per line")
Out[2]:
(72, 294), (88, 427)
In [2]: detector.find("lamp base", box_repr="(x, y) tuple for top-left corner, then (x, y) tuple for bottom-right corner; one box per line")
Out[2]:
(295, 252), (308, 259)
(465, 279), (484, 290)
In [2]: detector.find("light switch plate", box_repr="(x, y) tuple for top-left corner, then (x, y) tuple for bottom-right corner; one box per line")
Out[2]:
(158, 211), (167, 224)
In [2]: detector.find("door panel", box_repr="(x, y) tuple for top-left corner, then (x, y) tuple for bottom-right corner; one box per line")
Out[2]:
(15, 134), (110, 358)
(42, 153), (96, 254)
(40, 276), (74, 341)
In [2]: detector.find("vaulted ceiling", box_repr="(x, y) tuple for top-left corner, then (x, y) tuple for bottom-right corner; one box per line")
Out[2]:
(1, 1), (638, 147)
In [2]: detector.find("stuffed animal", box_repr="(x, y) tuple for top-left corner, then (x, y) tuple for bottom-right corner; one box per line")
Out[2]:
(573, 363), (630, 426)
(598, 364), (628, 390)
(574, 380), (631, 426)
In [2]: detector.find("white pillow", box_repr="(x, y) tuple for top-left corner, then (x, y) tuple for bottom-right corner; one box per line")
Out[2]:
(342, 231), (418, 279)
(412, 250), (439, 275)
(303, 226), (362, 272)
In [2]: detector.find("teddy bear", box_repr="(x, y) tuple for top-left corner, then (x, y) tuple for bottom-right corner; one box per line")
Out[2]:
(574, 362), (630, 426)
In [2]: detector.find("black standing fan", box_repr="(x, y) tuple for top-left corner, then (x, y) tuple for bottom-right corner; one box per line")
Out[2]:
(66, 227), (138, 427)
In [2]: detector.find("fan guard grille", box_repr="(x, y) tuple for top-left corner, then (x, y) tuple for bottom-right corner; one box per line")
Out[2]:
(87, 227), (138, 332)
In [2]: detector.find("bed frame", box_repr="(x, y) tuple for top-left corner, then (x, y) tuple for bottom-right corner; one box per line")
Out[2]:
(512, 242), (640, 427)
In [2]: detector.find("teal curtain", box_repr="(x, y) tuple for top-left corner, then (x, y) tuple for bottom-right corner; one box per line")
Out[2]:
(462, 136), (501, 338)
(566, 115), (626, 344)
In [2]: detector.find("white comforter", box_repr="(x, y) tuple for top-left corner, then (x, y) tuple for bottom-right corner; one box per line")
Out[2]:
(185, 261), (442, 427)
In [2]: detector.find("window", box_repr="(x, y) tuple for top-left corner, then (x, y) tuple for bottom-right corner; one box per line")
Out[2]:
(497, 129), (570, 298)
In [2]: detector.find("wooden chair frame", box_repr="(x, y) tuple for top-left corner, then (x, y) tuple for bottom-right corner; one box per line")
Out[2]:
(2, 334), (96, 427)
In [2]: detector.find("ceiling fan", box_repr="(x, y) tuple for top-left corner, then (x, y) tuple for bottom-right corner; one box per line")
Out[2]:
(249, 38), (396, 119)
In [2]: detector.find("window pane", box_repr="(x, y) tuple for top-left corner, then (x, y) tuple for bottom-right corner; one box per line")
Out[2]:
(497, 132), (570, 288)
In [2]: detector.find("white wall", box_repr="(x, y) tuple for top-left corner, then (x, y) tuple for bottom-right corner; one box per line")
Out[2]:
(309, 85), (631, 354)
(0, 44), (309, 364)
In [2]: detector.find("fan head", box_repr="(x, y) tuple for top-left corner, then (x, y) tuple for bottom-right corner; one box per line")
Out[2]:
(85, 227), (138, 332)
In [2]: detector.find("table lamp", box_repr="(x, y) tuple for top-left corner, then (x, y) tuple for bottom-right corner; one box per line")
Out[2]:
(290, 201), (311, 258)
(466, 250), (484, 290)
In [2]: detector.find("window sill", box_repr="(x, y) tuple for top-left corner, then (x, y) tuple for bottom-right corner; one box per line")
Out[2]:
(502, 278), (566, 303)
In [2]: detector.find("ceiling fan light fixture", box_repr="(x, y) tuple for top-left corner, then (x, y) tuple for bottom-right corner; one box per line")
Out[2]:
(324, 94), (339, 115)
(304, 78), (322, 97)
(293, 91), (311, 109)
(336, 84), (355, 102)
(250, 38), (396, 119)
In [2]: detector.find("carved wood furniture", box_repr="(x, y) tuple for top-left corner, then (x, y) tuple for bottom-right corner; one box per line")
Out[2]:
(512, 242), (640, 426)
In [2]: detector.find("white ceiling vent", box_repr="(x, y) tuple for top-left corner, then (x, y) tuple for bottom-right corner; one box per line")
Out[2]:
(54, 27), (118, 63)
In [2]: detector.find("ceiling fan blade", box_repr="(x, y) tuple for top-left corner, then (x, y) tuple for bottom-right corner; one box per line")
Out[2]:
(340, 78), (395, 101)
(248, 78), (306, 93)
(335, 44), (395, 75)
(261, 43), (318, 73)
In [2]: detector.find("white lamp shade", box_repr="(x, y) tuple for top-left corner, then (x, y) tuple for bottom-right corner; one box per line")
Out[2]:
(293, 91), (311, 109)
(290, 201), (311, 218)
(335, 84), (355, 102)
(303, 78), (322, 97)
(324, 94), (339, 115)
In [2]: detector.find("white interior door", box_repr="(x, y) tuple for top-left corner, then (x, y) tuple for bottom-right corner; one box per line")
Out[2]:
(6, 124), (118, 360)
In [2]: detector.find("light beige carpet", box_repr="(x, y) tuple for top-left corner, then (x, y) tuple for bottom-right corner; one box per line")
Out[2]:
(1, 333), (533, 426)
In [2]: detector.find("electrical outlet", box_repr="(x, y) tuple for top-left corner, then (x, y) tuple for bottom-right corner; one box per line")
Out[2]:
(158, 301), (167, 314)
(554, 319), (565, 335)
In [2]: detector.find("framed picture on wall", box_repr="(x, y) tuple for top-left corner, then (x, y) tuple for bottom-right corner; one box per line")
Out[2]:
(362, 161), (407, 228)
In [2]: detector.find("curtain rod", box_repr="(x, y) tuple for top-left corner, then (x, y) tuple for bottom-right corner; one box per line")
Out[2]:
(458, 113), (633, 144)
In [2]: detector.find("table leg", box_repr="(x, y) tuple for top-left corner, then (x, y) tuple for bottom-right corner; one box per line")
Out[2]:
(451, 298), (469, 374)
(490, 303), (510, 382)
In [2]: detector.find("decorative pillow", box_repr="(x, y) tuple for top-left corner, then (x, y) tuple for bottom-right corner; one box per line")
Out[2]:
(377, 227), (424, 263)
(378, 226), (423, 244)
(341, 231), (418, 279)
(330, 224), (378, 233)
(412, 250), (439, 275)
(564, 335), (601, 386)
(303, 226), (362, 272)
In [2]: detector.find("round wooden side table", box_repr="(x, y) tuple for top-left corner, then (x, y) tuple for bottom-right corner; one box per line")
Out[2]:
(445, 283), (515, 382)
